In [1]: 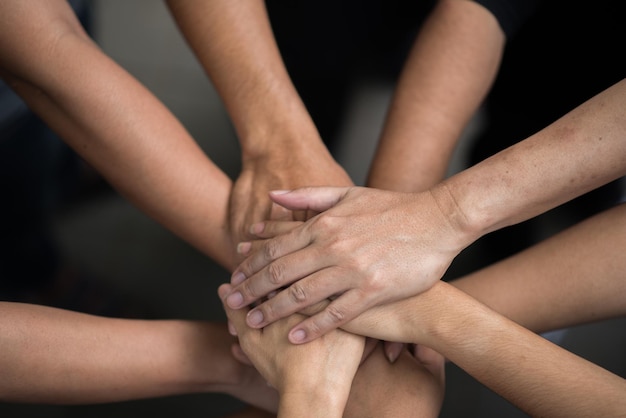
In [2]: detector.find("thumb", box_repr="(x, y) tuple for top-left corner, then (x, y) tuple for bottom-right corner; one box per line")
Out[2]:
(269, 187), (351, 212)
(218, 283), (248, 331)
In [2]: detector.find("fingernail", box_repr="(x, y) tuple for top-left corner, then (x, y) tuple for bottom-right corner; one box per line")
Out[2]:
(237, 242), (251, 255)
(290, 329), (307, 343)
(231, 272), (246, 285)
(247, 309), (264, 327)
(226, 292), (243, 308)
(228, 321), (237, 336)
(249, 222), (265, 235)
(270, 190), (290, 195)
(386, 347), (400, 363)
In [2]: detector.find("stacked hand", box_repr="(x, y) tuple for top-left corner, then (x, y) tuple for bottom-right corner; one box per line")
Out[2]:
(225, 186), (467, 344)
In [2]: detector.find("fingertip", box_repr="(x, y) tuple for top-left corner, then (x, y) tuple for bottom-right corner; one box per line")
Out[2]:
(231, 271), (246, 285)
(249, 222), (265, 235)
(236, 241), (251, 256)
(218, 283), (232, 300)
(288, 328), (308, 344)
(226, 291), (244, 309)
(227, 319), (238, 336)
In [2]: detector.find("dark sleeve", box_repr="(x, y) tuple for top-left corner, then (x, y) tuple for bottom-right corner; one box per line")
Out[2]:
(474, 0), (542, 38)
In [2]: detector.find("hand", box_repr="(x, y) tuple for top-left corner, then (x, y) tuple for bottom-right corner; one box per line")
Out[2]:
(344, 343), (445, 418)
(226, 186), (467, 343)
(219, 283), (364, 417)
(228, 143), (353, 258)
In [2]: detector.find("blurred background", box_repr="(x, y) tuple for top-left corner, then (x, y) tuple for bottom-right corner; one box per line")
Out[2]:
(1, 0), (624, 417)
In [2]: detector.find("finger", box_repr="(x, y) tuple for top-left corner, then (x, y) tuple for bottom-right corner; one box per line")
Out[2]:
(383, 341), (405, 364)
(268, 201), (293, 221)
(287, 289), (372, 344)
(248, 220), (304, 239)
(298, 298), (331, 317)
(269, 187), (350, 212)
(218, 283), (251, 333)
(243, 268), (349, 328)
(228, 237), (321, 308)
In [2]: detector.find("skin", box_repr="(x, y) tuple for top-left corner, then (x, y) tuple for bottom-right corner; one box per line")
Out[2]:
(0, 302), (278, 410)
(226, 77), (626, 344)
(233, 195), (626, 416)
(165, 0), (511, 363)
(165, 0), (354, 251)
(367, 0), (505, 192)
(219, 284), (365, 418)
(249, 202), (626, 416)
(220, 285), (445, 418)
(344, 280), (626, 418)
(0, 0), (236, 270)
(0, 2), (443, 415)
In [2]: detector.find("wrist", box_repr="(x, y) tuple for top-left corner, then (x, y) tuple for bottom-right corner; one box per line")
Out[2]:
(428, 181), (482, 251)
(278, 387), (347, 418)
(236, 101), (323, 161)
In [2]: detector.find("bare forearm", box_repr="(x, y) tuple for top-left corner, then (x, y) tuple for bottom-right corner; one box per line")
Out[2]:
(452, 203), (626, 332)
(348, 283), (626, 417)
(0, 303), (234, 404)
(166, 0), (323, 160)
(422, 284), (626, 417)
(0, 0), (236, 269)
(441, 78), (626, 245)
(368, 0), (505, 192)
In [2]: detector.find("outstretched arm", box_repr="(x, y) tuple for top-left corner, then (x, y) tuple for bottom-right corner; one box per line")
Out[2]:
(0, 0), (236, 269)
(166, 0), (353, 251)
(451, 202), (626, 334)
(368, 0), (505, 192)
(0, 302), (277, 410)
(345, 280), (626, 418)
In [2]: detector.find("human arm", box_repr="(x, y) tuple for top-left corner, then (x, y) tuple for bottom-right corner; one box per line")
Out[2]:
(218, 284), (364, 418)
(165, 0), (353, 248)
(224, 78), (626, 343)
(221, 285), (444, 418)
(0, 0), (236, 270)
(340, 280), (626, 418)
(367, 0), (505, 192)
(0, 302), (278, 410)
(451, 201), (626, 334)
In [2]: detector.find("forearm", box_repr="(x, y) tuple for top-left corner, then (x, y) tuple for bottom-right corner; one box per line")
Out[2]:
(439, 78), (626, 245)
(452, 202), (626, 333)
(421, 284), (626, 417)
(0, 0), (236, 269)
(278, 390), (346, 418)
(348, 283), (626, 417)
(166, 0), (325, 160)
(0, 303), (236, 404)
(367, 0), (504, 192)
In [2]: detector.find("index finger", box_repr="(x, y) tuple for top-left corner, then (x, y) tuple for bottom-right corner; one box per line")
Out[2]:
(229, 224), (313, 297)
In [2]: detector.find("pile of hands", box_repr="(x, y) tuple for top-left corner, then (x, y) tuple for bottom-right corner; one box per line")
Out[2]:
(221, 148), (455, 414)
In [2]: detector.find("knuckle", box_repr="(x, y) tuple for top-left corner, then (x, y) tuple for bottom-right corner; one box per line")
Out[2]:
(240, 278), (259, 300)
(288, 282), (308, 304)
(263, 238), (281, 261)
(325, 304), (347, 325)
(267, 262), (286, 286)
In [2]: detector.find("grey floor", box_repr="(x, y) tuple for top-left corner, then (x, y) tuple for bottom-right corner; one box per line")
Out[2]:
(2, 1), (625, 417)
